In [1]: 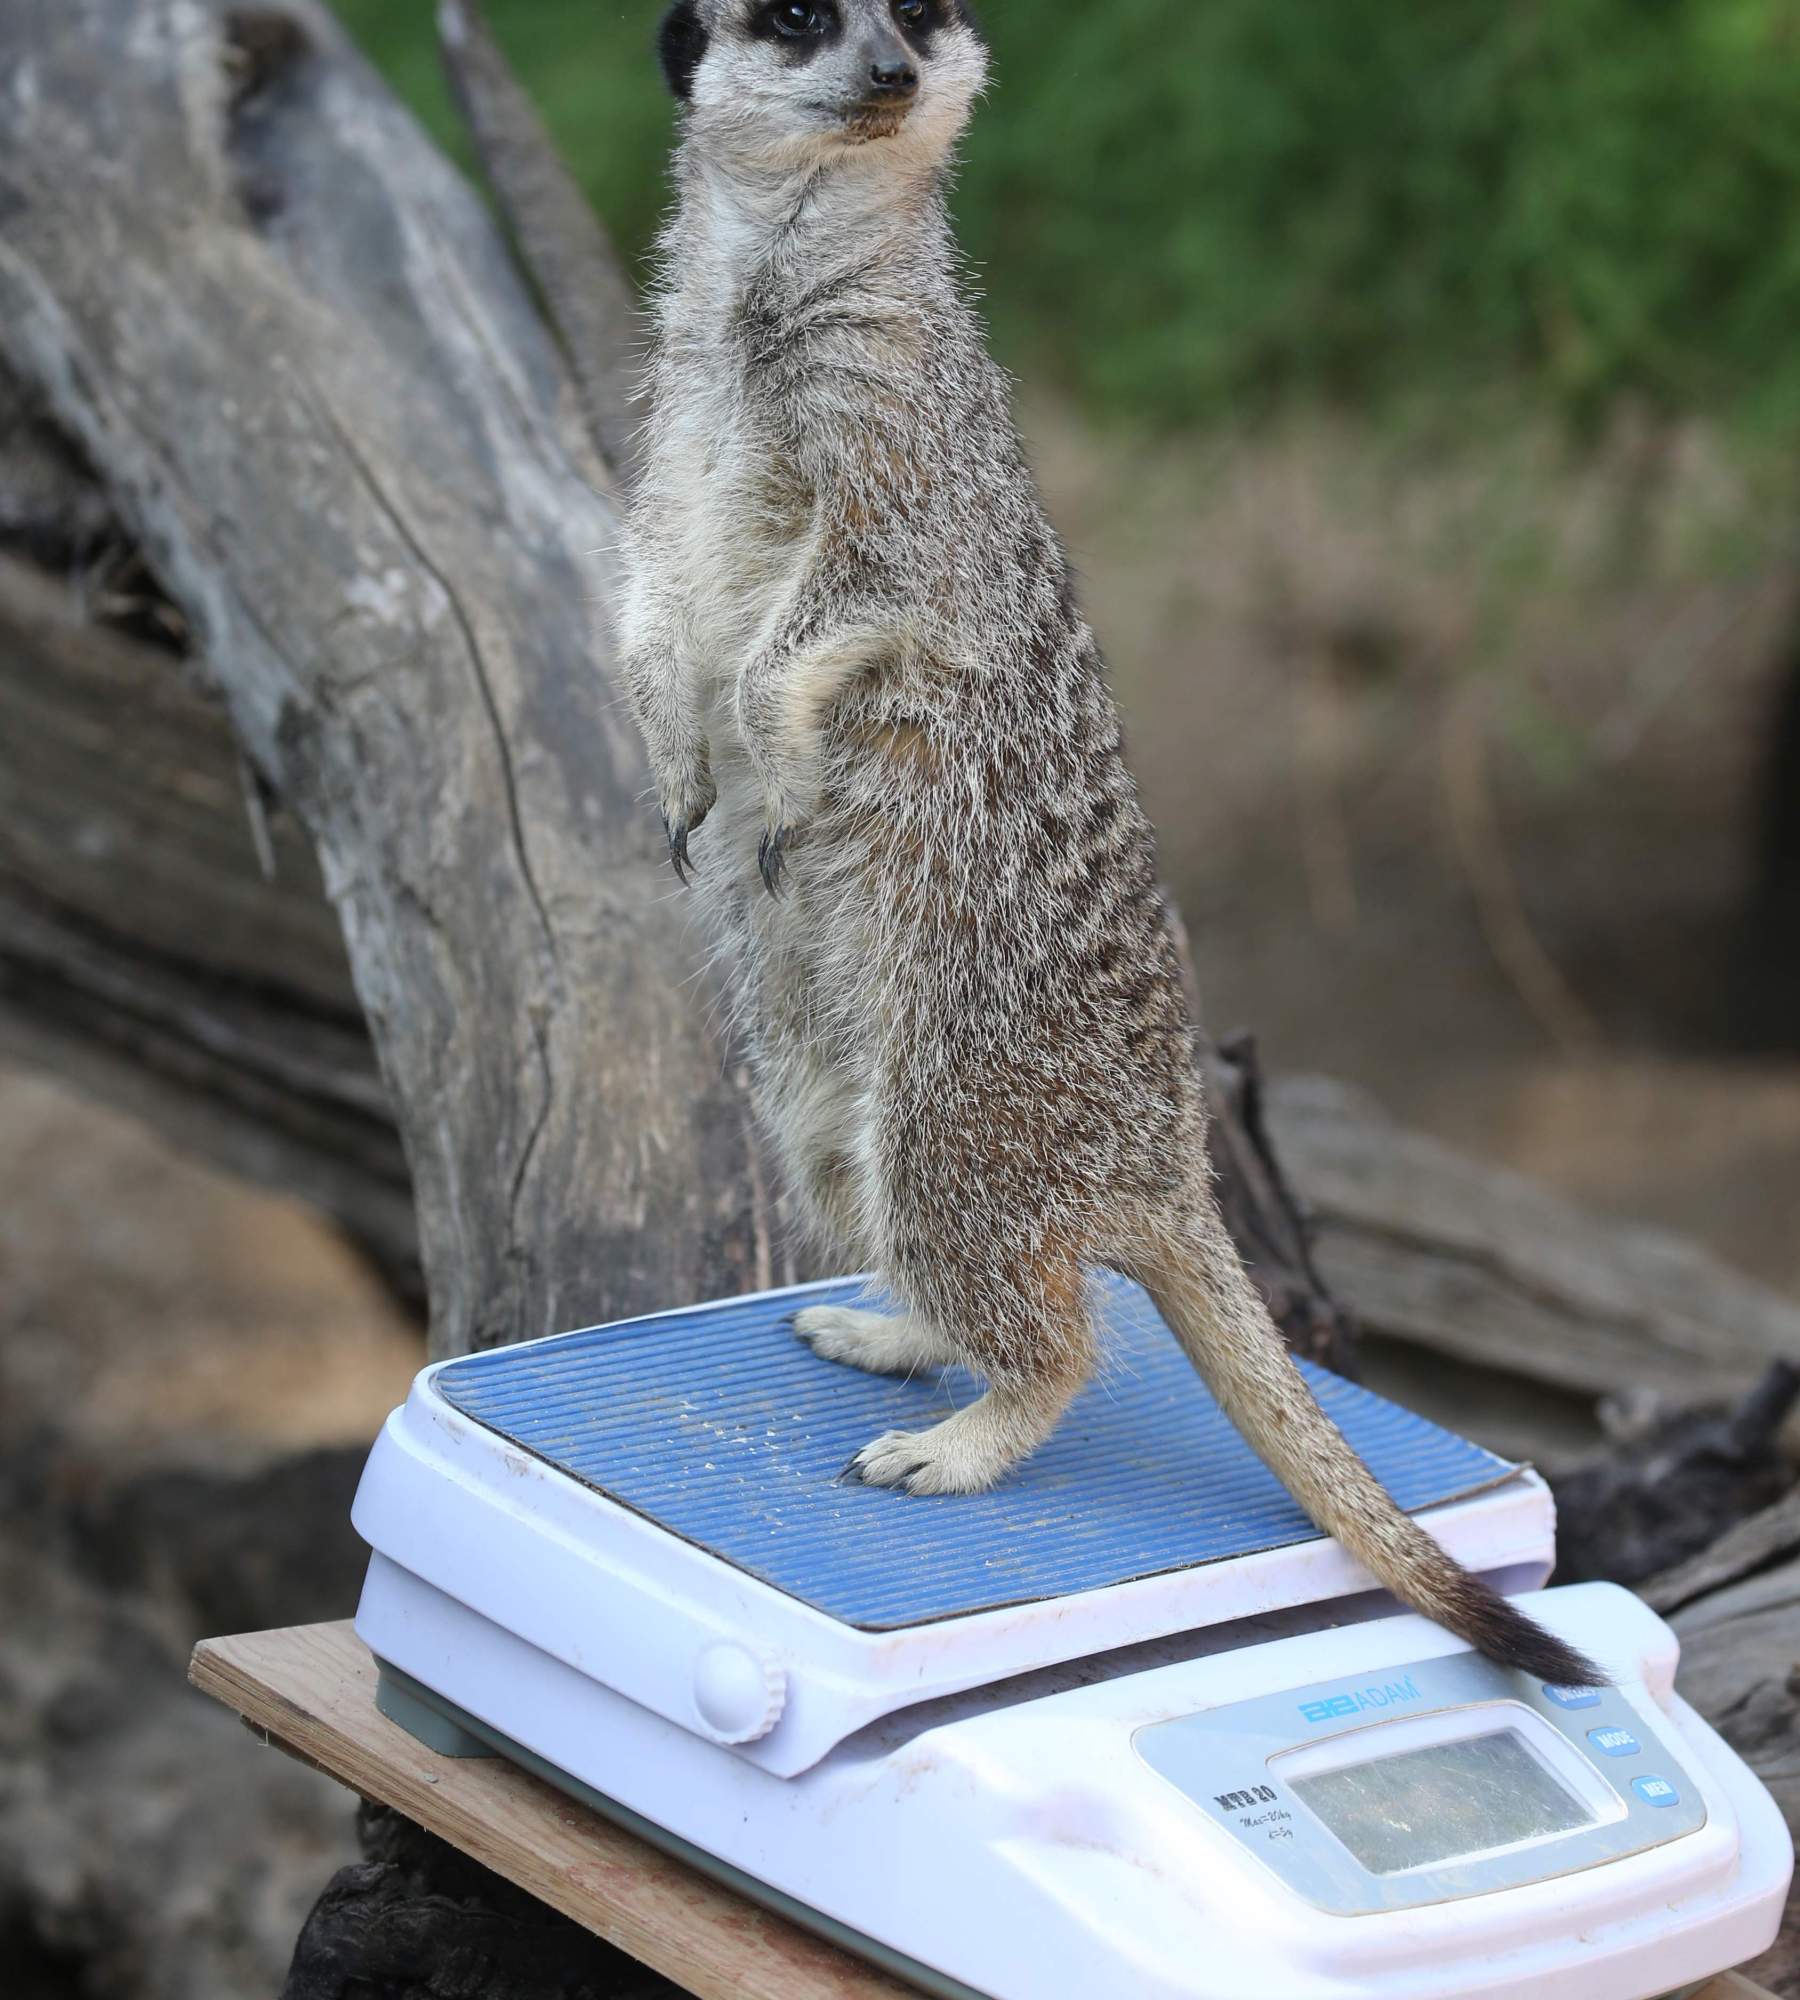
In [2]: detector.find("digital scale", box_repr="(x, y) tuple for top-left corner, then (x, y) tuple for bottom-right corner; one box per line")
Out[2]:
(352, 1276), (1792, 2000)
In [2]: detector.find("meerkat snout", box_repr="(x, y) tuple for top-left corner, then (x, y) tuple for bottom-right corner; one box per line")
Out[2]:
(845, 41), (919, 140)
(864, 53), (919, 102)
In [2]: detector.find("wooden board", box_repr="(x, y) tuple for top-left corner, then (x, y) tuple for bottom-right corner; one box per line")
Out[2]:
(188, 1621), (921, 2000)
(187, 1621), (1785, 2000)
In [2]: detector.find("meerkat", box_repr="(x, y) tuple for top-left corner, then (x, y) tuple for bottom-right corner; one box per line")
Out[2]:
(619, 0), (1598, 1686)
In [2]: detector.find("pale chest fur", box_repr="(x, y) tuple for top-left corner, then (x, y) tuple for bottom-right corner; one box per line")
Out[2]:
(641, 352), (814, 679)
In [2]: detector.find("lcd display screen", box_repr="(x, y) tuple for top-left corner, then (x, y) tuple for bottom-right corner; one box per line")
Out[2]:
(1288, 1728), (1594, 1875)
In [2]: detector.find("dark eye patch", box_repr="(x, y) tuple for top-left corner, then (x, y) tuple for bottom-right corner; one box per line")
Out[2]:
(895, 1), (984, 54)
(892, 0), (941, 48)
(748, 1), (844, 57)
(658, 0), (709, 99)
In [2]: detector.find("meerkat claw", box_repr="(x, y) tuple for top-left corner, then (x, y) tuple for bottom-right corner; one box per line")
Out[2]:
(850, 1431), (939, 1491)
(663, 815), (694, 885)
(758, 825), (790, 895)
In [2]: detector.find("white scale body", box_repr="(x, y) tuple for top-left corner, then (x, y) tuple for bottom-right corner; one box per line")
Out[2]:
(352, 1278), (1792, 2000)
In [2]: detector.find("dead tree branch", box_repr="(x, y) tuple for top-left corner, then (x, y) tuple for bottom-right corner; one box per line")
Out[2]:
(1265, 1076), (1800, 1405)
(0, 0), (766, 1356)
(435, 0), (644, 483)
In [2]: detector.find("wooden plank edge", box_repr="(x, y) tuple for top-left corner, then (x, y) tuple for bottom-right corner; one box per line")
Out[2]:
(189, 1622), (921, 2000)
(1689, 1976), (1785, 2000)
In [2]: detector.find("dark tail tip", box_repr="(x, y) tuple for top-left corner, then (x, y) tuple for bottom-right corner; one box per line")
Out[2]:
(1452, 1576), (1605, 1688)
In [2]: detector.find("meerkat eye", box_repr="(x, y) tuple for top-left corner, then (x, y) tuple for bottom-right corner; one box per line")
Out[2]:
(894, 0), (929, 21)
(761, 1), (832, 37)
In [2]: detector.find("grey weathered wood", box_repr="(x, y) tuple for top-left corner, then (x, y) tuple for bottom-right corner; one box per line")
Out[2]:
(1267, 1075), (1800, 1404)
(1649, 1486), (1800, 1616)
(1672, 1554), (1800, 1996)
(435, 0), (644, 484)
(1549, 1361), (1800, 1589)
(0, 552), (419, 1288)
(0, 362), (117, 566)
(0, 0), (771, 1357)
(1673, 1557), (1800, 1821)
(0, 554), (357, 1010)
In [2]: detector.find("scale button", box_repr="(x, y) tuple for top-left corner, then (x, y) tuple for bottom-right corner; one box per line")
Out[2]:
(692, 1644), (787, 1744)
(1632, 1775), (1680, 1808)
(1587, 1726), (1640, 1758)
(1542, 1683), (1602, 1709)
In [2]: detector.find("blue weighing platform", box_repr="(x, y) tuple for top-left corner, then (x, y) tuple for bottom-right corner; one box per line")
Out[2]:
(435, 1274), (1517, 1633)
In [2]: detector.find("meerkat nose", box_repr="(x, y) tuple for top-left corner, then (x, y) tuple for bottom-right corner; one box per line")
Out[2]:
(868, 56), (919, 98)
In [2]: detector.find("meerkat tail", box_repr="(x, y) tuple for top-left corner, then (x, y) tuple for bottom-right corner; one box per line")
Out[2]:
(1138, 1217), (1604, 1689)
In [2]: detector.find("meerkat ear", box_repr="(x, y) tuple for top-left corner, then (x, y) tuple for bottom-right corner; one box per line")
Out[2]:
(658, 1), (709, 101)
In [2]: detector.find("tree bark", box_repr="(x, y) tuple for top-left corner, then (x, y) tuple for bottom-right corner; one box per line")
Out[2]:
(1669, 1554), (1800, 1996)
(1548, 1361), (1800, 1588)
(1264, 1075), (1800, 1405)
(434, 0), (645, 484)
(0, 0), (774, 1357)
(0, 550), (422, 1293)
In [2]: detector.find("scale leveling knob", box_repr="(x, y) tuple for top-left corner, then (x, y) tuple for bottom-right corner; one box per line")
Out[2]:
(692, 1642), (786, 1744)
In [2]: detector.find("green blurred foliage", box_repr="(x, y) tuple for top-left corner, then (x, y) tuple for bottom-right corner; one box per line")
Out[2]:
(333, 0), (1800, 439)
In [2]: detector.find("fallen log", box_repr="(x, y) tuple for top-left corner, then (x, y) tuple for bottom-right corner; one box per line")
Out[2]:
(1548, 1361), (1800, 1588)
(1649, 1484), (1800, 1617)
(1266, 1074), (1800, 1404)
(0, 0), (768, 1356)
(0, 550), (419, 1292)
(1672, 1551), (1800, 1995)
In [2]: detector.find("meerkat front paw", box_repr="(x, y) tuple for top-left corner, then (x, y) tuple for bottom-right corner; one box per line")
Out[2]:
(795, 1305), (956, 1375)
(736, 691), (819, 895)
(757, 819), (794, 895)
(751, 779), (814, 895)
(656, 760), (717, 885)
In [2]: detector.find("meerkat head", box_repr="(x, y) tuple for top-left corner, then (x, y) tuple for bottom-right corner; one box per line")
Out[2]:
(658, 1), (988, 167)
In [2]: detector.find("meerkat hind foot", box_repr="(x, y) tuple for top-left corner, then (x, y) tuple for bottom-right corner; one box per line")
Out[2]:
(848, 1417), (1017, 1496)
(845, 1370), (1073, 1494)
(794, 1305), (958, 1377)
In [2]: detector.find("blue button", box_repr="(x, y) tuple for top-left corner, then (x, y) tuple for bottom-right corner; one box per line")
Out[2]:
(1543, 1683), (1602, 1709)
(1632, 1776), (1680, 1808)
(1588, 1726), (1640, 1757)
